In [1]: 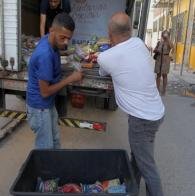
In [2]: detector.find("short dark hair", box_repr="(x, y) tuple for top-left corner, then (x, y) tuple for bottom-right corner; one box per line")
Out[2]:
(52, 13), (75, 32)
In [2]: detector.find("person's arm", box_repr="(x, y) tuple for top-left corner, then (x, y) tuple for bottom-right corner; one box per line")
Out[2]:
(37, 53), (82, 98)
(99, 66), (109, 77)
(153, 41), (160, 53)
(97, 55), (110, 77)
(168, 39), (174, 60)
(168, 39), (174, 49)
(39, 72), (82, 98)
(40, 0), (48, 37)
(40, 14), (46, 37)
(62, 0), (71, 13)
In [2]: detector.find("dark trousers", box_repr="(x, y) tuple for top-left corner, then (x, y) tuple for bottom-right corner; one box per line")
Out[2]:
(128, 115), (164, 196)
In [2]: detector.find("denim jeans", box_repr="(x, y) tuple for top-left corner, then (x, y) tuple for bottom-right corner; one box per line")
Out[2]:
(128, 115), (164, 196)
(27, 105), (61, 149)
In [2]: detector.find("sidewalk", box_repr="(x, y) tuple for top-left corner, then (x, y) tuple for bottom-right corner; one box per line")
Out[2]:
(171, 64), (195, 85)
(170, 64), (195, 97)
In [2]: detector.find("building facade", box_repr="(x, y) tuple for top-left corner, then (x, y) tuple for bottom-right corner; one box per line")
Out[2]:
(152, 0), (195, 70)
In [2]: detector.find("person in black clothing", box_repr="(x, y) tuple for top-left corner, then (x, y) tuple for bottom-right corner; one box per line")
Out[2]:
(40, 0), (71, 37)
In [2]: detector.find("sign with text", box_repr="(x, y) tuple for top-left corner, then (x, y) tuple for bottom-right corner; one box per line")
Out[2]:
(70, 0), (126, 43)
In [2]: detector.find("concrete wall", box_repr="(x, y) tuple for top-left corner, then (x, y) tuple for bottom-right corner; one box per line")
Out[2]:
(189, 2), (195, 70)
(173, 0), (195, 70)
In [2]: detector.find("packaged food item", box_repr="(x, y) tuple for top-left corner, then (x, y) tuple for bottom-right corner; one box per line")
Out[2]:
(82, 63), (94, 69)
(99, 44), (110, 52)
(108, 184), (126, 193)
(75, 44), (87, 59)
(84, 52), (98, 63)
(82, 181), (104, 193)
(73, 62), (82, 71)
(97, 37), (110, 46)
(90, 35), (98, 45)
(36, 177), (59, 193)
(58, 183), (82, 193)
(67, 45), (76, 54)
(21, 34), (40, 68)
(102, 178), (121, 191)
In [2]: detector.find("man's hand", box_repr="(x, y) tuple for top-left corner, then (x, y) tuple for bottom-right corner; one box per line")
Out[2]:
(68, 71), (83, 83)
(39, 72), (83, 98)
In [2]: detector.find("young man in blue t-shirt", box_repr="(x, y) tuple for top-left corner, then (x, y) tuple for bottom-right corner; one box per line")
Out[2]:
(27, 13), (82, 149)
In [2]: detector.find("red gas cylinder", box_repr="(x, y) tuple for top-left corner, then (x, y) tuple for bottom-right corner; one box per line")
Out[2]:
(70, 94), (86, 109)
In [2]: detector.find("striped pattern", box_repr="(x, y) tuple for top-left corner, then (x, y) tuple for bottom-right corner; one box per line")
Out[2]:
(0, 110), (27, 120)
(0, 110), (106, 132)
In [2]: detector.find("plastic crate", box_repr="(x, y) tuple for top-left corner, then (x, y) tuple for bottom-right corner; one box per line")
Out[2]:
(10, 149), (137, 196)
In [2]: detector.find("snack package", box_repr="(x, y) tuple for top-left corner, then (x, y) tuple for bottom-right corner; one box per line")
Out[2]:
(102, 178), (121, 191)
(82, 181), (104, 193)
(108, 184), (126, 193)
(36, 177), (59, 193)
(99, 44), (110, 52)
(58, 183), (82, 193)
(75, 45), (87, 59)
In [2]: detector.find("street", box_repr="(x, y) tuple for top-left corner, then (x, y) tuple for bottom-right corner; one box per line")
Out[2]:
(0, 73), (195, 196)
(1, 0), (195, 195)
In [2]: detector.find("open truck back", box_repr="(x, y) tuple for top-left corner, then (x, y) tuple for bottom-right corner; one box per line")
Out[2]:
(0, 0), (150, 116)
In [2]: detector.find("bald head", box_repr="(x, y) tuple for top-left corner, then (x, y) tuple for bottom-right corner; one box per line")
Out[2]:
(109, 12), (131, 37)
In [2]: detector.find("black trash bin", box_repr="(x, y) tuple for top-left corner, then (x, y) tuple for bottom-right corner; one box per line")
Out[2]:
(10, 149), (137, 196)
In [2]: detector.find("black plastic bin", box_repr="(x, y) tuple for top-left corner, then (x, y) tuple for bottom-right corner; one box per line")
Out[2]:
(10, 149), (137, 196)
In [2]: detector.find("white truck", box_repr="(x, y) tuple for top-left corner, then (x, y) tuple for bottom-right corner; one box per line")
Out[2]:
(0, 0), (150, 116)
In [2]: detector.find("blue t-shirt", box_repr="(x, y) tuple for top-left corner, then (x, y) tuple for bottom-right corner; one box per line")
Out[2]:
(27, 35), (61, 109)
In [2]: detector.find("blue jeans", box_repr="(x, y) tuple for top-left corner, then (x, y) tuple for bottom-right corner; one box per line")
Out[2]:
(27, 105), (61, 149)
(128, 115), (164, 196)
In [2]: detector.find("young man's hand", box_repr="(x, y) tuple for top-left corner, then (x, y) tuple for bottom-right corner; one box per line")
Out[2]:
(68, 71), (83, 83)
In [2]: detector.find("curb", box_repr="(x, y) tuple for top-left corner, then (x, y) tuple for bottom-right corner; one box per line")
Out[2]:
(173, 73), (195, 98)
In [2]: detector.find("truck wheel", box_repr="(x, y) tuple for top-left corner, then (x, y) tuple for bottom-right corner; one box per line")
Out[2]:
(95, 97), (118, 111)
(108, 96), (118, 111)
(56, 95), (67, 117)
(95, 97), (105, 109)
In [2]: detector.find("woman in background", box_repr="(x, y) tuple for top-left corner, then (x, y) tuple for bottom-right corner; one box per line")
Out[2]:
(154, 30), (173, 96)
